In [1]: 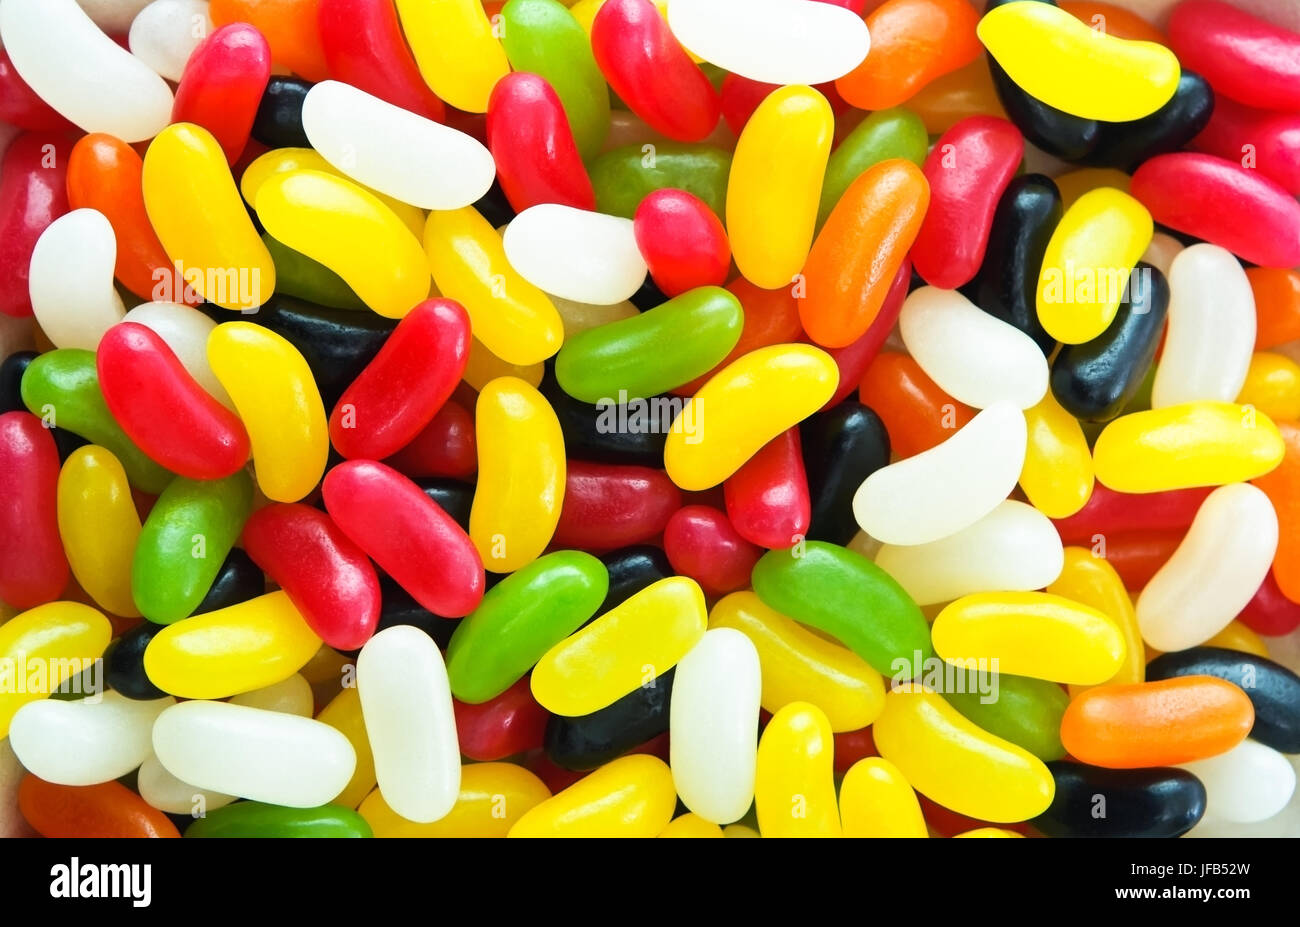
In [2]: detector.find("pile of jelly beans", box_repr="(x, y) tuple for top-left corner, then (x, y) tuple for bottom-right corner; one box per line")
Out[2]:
(1, 0), (1299, 840)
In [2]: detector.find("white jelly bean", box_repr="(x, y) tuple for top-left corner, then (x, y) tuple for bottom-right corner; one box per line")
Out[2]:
(1140, 232), (1183, 277)
(128, 0), (213, 82)
(357, 625), (460, 824)
(502, 204), (648, 305)
(9, 691), (174, 786)
(152, 700), (356, 808)
(874, 500), (1065, 606)
(669, 628), (761, 825)
(29, 209), (125, 351)
(666, 0), (870, 85)
(1152, 244), (1255, 409)
(136, 752), (235, 815)
(1137, 483), (1277, 652)
(1, 0), (175, 143)
(854, 401), (1028, 546)
(302, 80), (495, 210)
(122, 301), (233, 409)
(228, 673), (313, 717)
(77, 0), (154, 33)
(899, 286), (1049, 410)
(1180, 740), (1297, 824)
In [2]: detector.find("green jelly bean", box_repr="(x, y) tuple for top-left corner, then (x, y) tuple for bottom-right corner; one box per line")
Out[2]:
(751, 541), (932, 676)
(818, 107), (929, 227)
(446, 550), (608, 704)
(132, 470), (254, 624)
(554, 285), (742, 403)
(945, 673), (1069, 761)
(264, 233), (367, 311)
(589, 143), (731, 220)
(185, 802), (372, 838)
(19, 349), (173, 494)
(500, 0), (610, 160)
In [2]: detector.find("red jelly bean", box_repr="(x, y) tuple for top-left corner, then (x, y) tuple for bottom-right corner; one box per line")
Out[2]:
(911, 116), (1023, 289)
(719, 74), (847, 136)
(552, 461), (682, 552)
(18, 777), (180, 838)
(322, 460), (485, 618)
(97, 322), (251, 480)
(329, 299), (471, 461)
(663, 504), (762, 596)
(0, 49), (76, 133)
(1168, 0), (1300, 114)
(0, 412), (68, 610)
(454, 677), (550, 762)
(722, 428), (810, 550)
(1130, 153), (1300, 268)
(1099, 529), (1184, 592)
(821, 258), (913, 409)
(486, 72), (595, 212)
(318, 0), (446, 122)
(1191, 96), (1300, 197)
(241, 502), (381, 650)
(171, 23), (273, 164)
(1238, 571), (1300, 637)
(833, 725), (878, 774)
(384, 399), (477, 480)
(591, 0), (721, 143)
(0, 133), (70, 318)
(633, 189), (730, 297)
(1051, 484), (1212, 546)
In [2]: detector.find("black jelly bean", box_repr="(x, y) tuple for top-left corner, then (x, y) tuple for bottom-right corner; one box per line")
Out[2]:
(1081, 72), (1214, 172)
(801, 401), (890, 545)
(193, 548), (265, 615)
(103, 621), (168, 701)
(251, 77), (313, 149)
(540, 367), (668, 468)
(1, 350), (37, 413)
(628, 276), (668, 312)
(544, 668), (675, 771)
(474, 179), (516, 229)
(1035, 762), (1207, 838)
(599, 545), (673, 615)
(414, 477), (475, 532)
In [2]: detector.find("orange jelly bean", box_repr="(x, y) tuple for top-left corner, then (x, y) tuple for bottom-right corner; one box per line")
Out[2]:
(858, 351), (975, 459)
(1057, 1), (1167, 44)
(1060, 677), (1255, 769)
(1253, 421), (1300, 604)
(905, 57), (1008, 134)
(209, 0), (330, 82)
(18, 776), (181, 838)
(1249, 267), (1300, 350)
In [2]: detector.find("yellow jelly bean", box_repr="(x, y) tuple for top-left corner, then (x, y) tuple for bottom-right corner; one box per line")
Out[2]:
(874, 684), (1055, 823)
(56, 446), (141, 618)
(932, 591), (1125, 685)
(1205, 620), (1269, 659)
(978, 1), (1181, 121)
(142, 123), (274, 311)
(462, 337), (544, 393)
(839, 757), (928, 838)
(1050, 548), (1144, 698)
(664, 344), (838, 491)
(723, 823), (760, 838)
(394, 0), (510, 113)
(708, 591), (884, 732)
(754, 701), (840, 837)
(0, 601), (112, 737)
(240, 148), (425, 238)
(1020, 389), (1094, 518)
(1036, 188), (1153, 345)
(1092, 401), (1285, 493)
(531, 576), (706, 716)
(255, 170), (430, 319)
(207, 322), (329, 502)
(1237, 351), (1300, 423)
(316, 686), (377, 811)
(508, 754), (676, 837)
(1054, 167), (1131, 212)
(470, 377), (565, 573)
(727, 85), (833, 289)
(361, 763), (551, 837)
(954, 827), (1023, 837)
(424, 207), (563, 366)
(659, 813), (724, 838)
(143, 591), (322, 699)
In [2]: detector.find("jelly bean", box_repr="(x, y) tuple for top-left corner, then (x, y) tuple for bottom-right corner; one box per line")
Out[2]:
(552, 462), (681, 551)
(1238, 352), (1300, 423)
(137, 752), (236, 816)
(1255, 422), (1300, 604)
(393, 0), (509, 113)
(424, 207), (564, 366)
(194, 549), (265, 616)
(252, 76), (313, 149)
(0, 413), (68, 609)
(318, 0), (446, 123)
(906, 56), (1007, 134)
(710, 591), (884, 732)
(723, 429), (810, 550)
(632, 190), (729, 297)
(660, 813), (723, 838)
(262, 234), (367, 311)
(186, 801), (372, 838)
(844, 0), (983, 110)
(1092, 401), (1284, 493)
(385, 400), (477, 480)
(152, 699), (356, 807)
(901, 286), (1048, 409)
(1019, 390), (1093, 518)
(531, 576), (706, 716)
(1061, 676), (1255, 768)
(663, 505), (761, 596)
(1140, 231), (1182, 277)
(455, 678), (549, 761)
(230, 673), (314, 716)
(754, 702), (841, 837)
(1050, 262), (1168, 422)
(553, 296), (641, 339)
(508, 754), (676, 837)
(1054, 169), (1134, 215)
(487, 73), (595, 213)
(946, 673), (1068, 761)
(854, 401), (1027, 546)
(0, 48), (77, 133)
(0, 0), (173, 142)
(797, 403), (889, 545)
(544, 669), (672, 771)
(1129, 153), (1300, 269)
(1180, 739), (1296, 824)
(0, 602), (111, 737)
(10, 692), (173, 786)
(19, 776), (179, 838)
(20, 349), (173, 494)
(315, 686), (377, 810)
(838, 756), (927, 837)
(362, 762), (551, 837)
(128, 0), (214, 82)
(801, 159), (928, 347)
(29, 210), (125, 351)
(665, 344), (839, 491)
(1193, 97), (1300, 197)
(588, 143), (732, 222)
(57, 446), (142, 618)
(503, 205), (648, 306)
(1236, 573), (1300, 637)
(728, 85), (832, 289)
(172, 24), (271, 164)
(413, 477), (476, 534)
(1152, 245), (1254, 409)
(599, 545), (673, 614)
(674, 277), (803, 397)
(752, 541), (930, 675)
(977, 1), (1180, 121)
(210, 0), (329, 81)
(1047, 548), (1143, 693)
(1051, 483), (1209, 545)
(323, 460), (485, 617)
(817, 108), (928, 228)
(1082, 72), (1214, 172)
(1168, 0), (1300, 113)
(875, 684), (1054, 822)
(0, 133), (71, 319)
(1034, 763), (1207, 838)
(858, 351), (974, 460)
